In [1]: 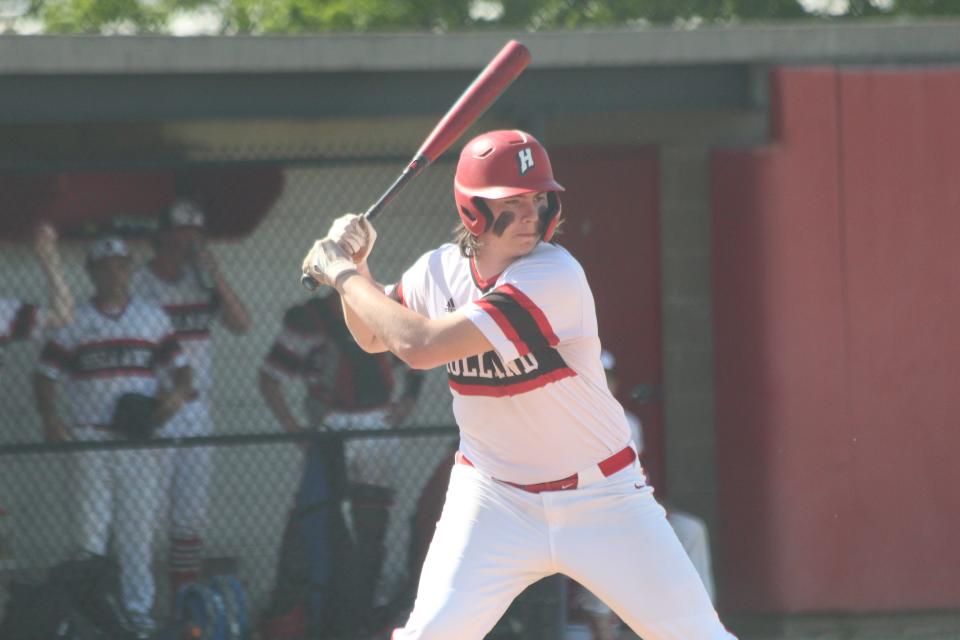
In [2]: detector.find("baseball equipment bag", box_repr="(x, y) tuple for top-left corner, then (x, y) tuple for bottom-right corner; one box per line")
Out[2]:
(47, 552), (143, 639)
(176, 583), (227, 639)
(259, 438), (360, 640)
(109, 392), (160, 440)
(210, 575), (251, 639)
(0, 580), (104, 640)
(175, 574), (250, 640)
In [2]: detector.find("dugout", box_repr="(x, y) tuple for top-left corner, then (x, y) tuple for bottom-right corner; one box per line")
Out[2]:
(3, 24), (960, 634)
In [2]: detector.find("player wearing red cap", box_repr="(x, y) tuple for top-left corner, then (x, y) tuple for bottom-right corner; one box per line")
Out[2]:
(302, 130), (735, 639)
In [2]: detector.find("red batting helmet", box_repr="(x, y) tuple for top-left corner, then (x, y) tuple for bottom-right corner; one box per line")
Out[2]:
(454, 130), (565, 241)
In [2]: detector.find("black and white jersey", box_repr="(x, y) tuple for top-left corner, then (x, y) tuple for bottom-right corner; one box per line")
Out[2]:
(132, 265), (218, 393)
(36, 298), (187, 427)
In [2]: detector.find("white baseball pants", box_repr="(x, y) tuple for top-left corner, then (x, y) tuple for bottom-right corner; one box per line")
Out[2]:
(73, 427), (164, 616)
(158, 398), (213, 537)
(394, 457), (736, 640)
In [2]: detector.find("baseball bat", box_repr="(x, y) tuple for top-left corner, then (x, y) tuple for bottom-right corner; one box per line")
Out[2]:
(301, 39), (532, 290)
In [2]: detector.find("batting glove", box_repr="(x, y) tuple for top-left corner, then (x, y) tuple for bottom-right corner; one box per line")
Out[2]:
(329, 213), (377, 265)
(302, 237), (358, 289)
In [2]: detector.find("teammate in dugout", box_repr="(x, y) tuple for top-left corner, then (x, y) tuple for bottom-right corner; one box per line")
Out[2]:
(301, 129), (737, 639)
(131, 199), (251, 601)
(34, 237), (194, 638)
(258, 290), (424, 630)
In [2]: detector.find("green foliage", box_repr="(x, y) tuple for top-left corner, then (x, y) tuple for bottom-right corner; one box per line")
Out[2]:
(15, 0), (960, 35)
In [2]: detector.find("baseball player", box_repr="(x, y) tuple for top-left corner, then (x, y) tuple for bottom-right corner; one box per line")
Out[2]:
(131, 199), (251, 600)
(34, 237), (193, 638)
(301, 129), (736, 639)
(259, 290), (424, 631)
(1, 223), (74, 374)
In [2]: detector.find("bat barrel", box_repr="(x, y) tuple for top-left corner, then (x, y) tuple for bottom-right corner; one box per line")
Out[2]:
(416, 40), (530, 163)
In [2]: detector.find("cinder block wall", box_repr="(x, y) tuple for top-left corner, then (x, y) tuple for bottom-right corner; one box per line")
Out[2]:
(658, 145), (719, 527)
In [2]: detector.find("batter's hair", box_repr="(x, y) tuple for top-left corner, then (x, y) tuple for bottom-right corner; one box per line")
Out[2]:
(453, 203), (563, 258)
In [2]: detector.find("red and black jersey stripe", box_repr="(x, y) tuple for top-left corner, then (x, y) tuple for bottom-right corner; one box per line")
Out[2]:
(474, 284), (559, 358)
(446, 346), (575, 397)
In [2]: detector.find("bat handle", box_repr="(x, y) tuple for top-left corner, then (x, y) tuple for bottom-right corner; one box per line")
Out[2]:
(300, 154), (430, 292)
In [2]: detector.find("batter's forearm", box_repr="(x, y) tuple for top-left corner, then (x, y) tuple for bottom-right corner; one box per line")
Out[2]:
(339, 262), (388, 353)
(338, 273), (434, 367)
(338, 271), (493, 370)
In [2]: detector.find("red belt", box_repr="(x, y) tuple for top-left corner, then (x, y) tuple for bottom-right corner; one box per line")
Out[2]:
(455, 445), (637, 494)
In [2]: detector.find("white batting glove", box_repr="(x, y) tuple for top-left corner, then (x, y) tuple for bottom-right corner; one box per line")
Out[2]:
(301, 237), (358, 289)
(329, 213), (377, 265)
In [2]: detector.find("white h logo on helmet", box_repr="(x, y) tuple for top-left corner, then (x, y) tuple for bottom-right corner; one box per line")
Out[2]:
(517, 148), (535, 175)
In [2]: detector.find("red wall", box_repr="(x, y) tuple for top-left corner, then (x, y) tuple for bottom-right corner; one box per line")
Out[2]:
(712, 67), (960, 612)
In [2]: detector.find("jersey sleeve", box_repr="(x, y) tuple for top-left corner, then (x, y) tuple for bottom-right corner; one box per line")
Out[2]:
(393, 249), (436, 316)
(260, 304), (323, 381)
(461, 252), (584, 363)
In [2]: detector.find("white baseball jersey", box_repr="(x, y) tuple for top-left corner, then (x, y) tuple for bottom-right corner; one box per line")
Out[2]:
(36, 298), (187, 427)
(393, 242), (632, 484)
(131, 265), (217, 393)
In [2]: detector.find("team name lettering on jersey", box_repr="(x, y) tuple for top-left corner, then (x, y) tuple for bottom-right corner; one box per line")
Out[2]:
(165, 302), (216, 338)
(71, 340), (155, 377)
(446, 347), (573, 397)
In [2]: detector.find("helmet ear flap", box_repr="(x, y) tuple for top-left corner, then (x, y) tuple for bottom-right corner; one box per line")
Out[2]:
(460, 197), (494, 236)
(471, 198), (494, 235)
(542, 192), (562, 242)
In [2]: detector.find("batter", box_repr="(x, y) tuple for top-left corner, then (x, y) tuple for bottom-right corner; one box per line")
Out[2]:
(302, 130), (736, 640)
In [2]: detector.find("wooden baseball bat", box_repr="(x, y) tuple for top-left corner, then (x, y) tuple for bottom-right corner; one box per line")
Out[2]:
(301, 39), (532, 290)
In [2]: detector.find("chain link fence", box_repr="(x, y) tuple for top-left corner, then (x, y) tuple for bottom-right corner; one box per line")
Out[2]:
(0, 141), (567, 638)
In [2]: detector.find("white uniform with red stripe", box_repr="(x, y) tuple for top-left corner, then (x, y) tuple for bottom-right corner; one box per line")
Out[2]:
(391, 242), (734, 640)
(35, 298), (187, 617)
(131, 264), (217, 543)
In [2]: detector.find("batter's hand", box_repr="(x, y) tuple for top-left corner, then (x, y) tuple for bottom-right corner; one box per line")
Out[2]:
(329, 213), (377, 264)
(301, 237), (358, 289)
